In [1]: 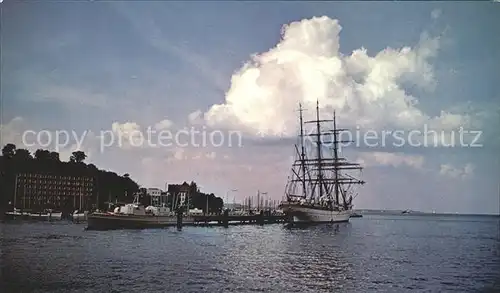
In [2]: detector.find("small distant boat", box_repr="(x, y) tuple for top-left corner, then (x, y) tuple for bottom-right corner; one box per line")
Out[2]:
(350, 212), (363, 218)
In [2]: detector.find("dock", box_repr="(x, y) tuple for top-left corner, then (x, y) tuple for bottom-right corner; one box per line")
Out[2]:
(85, 210), (287, 231)
(191, 212), (286, 227)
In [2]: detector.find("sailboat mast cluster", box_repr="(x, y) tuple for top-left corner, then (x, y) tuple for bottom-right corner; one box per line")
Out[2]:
(285, 100), (365, 212)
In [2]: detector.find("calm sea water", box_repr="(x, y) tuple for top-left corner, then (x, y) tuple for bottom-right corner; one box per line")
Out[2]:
(1, 215), (499, 293)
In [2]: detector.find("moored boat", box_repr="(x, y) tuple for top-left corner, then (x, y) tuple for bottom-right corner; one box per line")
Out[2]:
(87, 193), (194, 230)
(281, 201), (351, 222)
(279, 101), (365, 224)
(4, 208), (62, 221)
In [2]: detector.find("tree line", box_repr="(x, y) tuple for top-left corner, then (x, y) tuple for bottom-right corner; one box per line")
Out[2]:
(0, 143), (224, 214)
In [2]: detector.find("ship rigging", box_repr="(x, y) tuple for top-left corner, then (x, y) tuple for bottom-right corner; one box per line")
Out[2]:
(281, 100), (365, 223)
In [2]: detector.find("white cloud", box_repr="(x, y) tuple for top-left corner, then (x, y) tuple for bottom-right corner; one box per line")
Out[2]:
(154, 119), (173, 130)
(164, 148), (218, 162)
(0, 117), (27, 146)
(356, 152), (425, 169)
(111, 122), (141, 135)
(439, 163), (475, 179)
(188, 110), (204, 125)
(203, 16), (471, 138)
(111, 121), (142, 149)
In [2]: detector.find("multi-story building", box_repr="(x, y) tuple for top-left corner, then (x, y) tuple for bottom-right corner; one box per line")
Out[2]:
(146, 187), (164, 206)
(146, 188), (161, 197)
(14, 173), (94, 212)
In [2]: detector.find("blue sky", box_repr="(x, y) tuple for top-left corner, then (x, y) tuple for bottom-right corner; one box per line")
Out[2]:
(2, 1), (499, 214)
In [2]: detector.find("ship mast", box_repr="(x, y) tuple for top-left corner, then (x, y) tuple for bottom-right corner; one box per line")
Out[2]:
(333, 110), (340, 207)
(285, 100), (365, 209)
(328, 109), (365, 210)
(315, 100), (324, 201)
(298, 104), (307, 199)
(304, 100), (334, 203)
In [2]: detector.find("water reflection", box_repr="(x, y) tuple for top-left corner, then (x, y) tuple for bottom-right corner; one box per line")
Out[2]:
(1, 216), (499, 292)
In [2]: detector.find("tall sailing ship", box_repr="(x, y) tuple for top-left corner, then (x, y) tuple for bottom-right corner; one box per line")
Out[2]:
(280, 101), (365, 223)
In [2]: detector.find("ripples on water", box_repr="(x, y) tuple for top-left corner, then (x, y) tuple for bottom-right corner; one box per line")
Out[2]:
(1, 215), (499, 293)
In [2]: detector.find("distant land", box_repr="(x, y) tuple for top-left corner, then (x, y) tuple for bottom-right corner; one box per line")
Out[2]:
(355, 209), (500, 218)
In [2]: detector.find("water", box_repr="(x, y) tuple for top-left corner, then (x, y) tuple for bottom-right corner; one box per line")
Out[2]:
(1, 215), (499, 293)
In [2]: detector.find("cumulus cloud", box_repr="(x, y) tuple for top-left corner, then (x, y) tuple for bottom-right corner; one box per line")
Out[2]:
(111, 121), (143, 149)
(203, 16), (471, 138)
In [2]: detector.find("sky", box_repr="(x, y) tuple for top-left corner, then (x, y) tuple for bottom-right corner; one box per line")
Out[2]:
(1, 1), (499, 214)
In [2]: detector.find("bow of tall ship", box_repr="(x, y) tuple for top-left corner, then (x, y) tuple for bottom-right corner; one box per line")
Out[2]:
(280, 101), (365, 224)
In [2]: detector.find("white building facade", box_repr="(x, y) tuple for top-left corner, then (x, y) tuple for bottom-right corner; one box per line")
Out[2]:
(147, 188), (163, 206)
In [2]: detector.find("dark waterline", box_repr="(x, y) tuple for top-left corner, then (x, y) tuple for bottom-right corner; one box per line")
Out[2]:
(1, 215), (499, 293)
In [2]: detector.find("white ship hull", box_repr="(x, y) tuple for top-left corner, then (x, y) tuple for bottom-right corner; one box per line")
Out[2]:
(280, 203), (351, 223)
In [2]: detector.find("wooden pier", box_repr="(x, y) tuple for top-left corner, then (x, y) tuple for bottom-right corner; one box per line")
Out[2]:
(171, 210), (287, 231)
(86, 209), (287, 231)
(190, 211), (286, 227)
